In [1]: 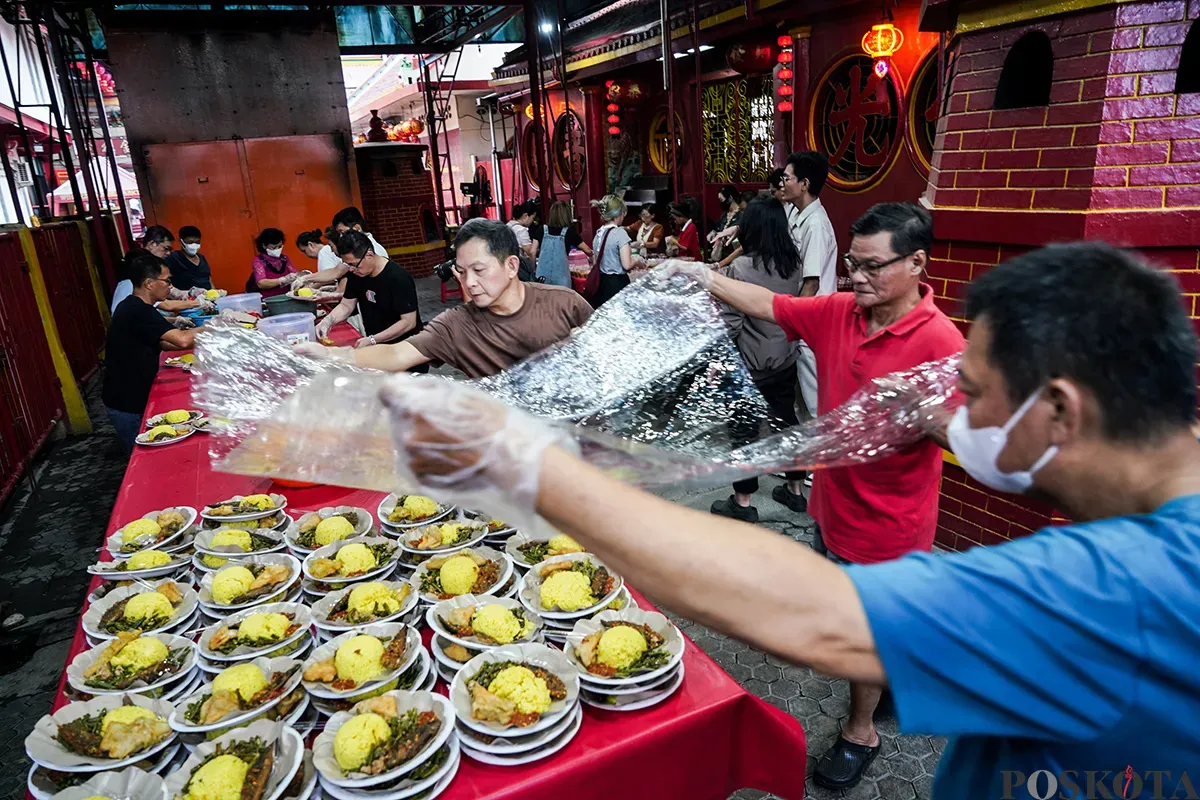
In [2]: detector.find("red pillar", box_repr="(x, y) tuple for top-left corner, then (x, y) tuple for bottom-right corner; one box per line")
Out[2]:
(581, 85), (607, 240)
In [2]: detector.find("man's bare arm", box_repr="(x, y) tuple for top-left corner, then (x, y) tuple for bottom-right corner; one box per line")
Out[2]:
(535, 446), (885, 682)
(160, 328), (197, 350)
(353, 340), (432, 372)
(801, 277), (820, 297)
(706, 270), (780, 324)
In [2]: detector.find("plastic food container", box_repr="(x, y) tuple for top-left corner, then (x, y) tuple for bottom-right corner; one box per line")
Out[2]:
(216, 292), (263, 315)
(257, 312), (316, 345)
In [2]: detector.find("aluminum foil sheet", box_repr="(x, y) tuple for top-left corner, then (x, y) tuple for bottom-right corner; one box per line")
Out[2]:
(193, 272), (962, 494)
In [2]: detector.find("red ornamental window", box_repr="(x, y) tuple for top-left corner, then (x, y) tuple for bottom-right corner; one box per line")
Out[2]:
(809, 54), (901, 190)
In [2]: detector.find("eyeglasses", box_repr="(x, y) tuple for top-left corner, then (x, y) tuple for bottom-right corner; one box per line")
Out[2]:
(154, 275), (173, 286)
(842, 252), (913, 275)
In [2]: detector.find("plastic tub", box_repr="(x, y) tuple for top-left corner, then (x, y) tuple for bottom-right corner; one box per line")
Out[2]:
(257, 312), (316, 346)
(216, 292), (262, 315)
(264, 294), (316, 317)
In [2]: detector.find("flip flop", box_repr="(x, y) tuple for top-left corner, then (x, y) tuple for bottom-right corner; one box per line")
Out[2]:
(812, 735), (882, 790)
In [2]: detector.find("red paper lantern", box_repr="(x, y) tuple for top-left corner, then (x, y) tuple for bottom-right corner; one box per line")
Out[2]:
(410, 119), (425, 135)
(778, 84), (793, 96)
(608, 125), (621, 135)
(777, 50), (793, 64)
(862, 22), (904, 59)
(606, 103), (619, 113)
(778, 100), (793, 112)
(605, 79), (615, 87)
(776, 34), (792, 47)
(726, 39), (779, 74)
(607, 114), (620, 123)
(777, 67), (793, 80)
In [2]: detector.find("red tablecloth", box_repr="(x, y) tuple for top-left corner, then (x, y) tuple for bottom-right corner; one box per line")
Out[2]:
(42, 332), (807, 800)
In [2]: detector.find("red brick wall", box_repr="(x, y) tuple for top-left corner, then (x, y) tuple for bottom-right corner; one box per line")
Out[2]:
(925, 0), (1200, 550)
(354, 142), (447, 278)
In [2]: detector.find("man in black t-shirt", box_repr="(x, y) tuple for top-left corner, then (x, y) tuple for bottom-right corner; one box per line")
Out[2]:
(103, 252), (199, 453)
(315, 230), (426, 371)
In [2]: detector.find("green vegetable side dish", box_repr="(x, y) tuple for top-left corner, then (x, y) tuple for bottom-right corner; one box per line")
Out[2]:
(84, 646), (189, 691)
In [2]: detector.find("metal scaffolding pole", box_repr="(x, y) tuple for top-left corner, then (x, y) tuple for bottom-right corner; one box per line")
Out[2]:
(82, 29), (133, 246)
(0, 21), (51, 219)
(0, 138), (24, 225)
(421, 60), (449, 227)
(522, 0), (549, 220)
(40, 9), (102, 219)
(26, 10), (86, 216)
(486, 101), (505, 219)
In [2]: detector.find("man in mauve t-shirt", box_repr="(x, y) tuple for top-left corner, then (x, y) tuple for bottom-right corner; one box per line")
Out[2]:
(297, 218), (591, 378)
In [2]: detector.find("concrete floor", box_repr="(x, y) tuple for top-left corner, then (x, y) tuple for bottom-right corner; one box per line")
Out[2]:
(0, 277), (945, 798)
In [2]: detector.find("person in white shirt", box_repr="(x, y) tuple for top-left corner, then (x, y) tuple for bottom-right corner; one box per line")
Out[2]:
(506, 201), (539, 260)
(295, 207), (389, 288)
(781, 151), (838, 440)
(296, 227), (342, 273)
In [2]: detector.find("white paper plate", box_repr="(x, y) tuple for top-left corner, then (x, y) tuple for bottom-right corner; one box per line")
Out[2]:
(47, 765), (166, 800)
(397, 515), (489, 556)
(310, 580), (418, 633)
(106, 507), (197, 558)
(429, 635), (479, 673)
(195, 633), (313, 676)
(563, 608), (685, 686)
(168, 656), (304, 733)
(409, 546), (513, 605)
(197, 553), (301, 612)
(504, 530), (586, 570)
(66, 633), (196, 696)
(288, 506), (374, 554)
(293, 751), (319, 800)
(308, 647), (432, 718)
(460, 702), (583, 765)
(88, 552), (191, 581)
(425, 593), (543, 651)
(134, 425), (194, 447)
(377, 494), (454, 530)
(200, 493), (288, 522)
(317, 735), (460, 800)
(26, 695), (177, 772)
(161, 529), (198, 555)
(580, 660), (686, 711)
(301, 623), (420, 700)
(450, 643), (580, 736)
(302, 536), (401, 585)
(164, 720), (302, 800)
(197, 601), (312, 662)
(81, 579), (198, 641)
(145, 409), (203, 428)
(314, 690), (454, 788)
(455, 697), (579, 755)
(160, 667), (204, 702)
(517, 553), (624, 620)
(194, 525), (286, 557)
(580, 660), (681, 694)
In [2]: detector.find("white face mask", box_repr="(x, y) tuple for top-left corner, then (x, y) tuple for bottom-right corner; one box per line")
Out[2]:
(183, 243), (201, 255)
(947, 389), (1059, 494)
(266, 247), (283, 258)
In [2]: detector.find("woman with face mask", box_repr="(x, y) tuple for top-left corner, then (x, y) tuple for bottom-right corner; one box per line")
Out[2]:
(249, 227), (299, 297)
(165, 225), (212, 291)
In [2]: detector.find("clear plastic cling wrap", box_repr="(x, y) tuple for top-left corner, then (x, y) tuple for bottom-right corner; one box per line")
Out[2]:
(193, 271), (962, 494)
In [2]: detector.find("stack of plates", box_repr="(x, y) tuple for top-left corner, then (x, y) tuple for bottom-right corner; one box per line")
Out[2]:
(167, 656), (308, 750)
(409, 546), (515, 608)
(301, 624), (433, 717)
(425, 594), (544, 683)
(376, 494), (455, 537)
(196, 552), (304, 624)
(81, 579), (200, 649)
(301, 536), (403, 597)
(564, 609), (687, 711)
(314, 691), (459, 800)
(164, 720), (304, 799)
(286, 506), (374, 558)
(310, 580), (420, 645)
(66, 633), (198, 702)
(195, 601), (314, 675)
(450, 643), (583, 766)
(517, 553), (625, 646)
(25, 696), (179, 793)
(28, 748), (181, 800)
(394, 511), (491, 575)
(30, 765), (166, 800)
(104, 507), (198, 561)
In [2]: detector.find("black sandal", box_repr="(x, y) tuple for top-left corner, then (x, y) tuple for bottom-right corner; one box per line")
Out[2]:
(812, 735), (881, 790)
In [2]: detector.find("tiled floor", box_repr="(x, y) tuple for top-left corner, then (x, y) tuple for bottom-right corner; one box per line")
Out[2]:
(0, 277), (945, 798)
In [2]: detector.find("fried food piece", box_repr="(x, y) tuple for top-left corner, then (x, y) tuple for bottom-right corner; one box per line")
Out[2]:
(303, 659), (336, 683)
(309, 558), (338, 579)
(198, 689), (241, 725)
(208, 625), (236, 652)
(208, 504), (235, 517)
(538, 560), (573, 577)
(155, 581), (183, 605)
(156, 510), (187, 534)
(360, 695), (398, 718)
(298, 515), (319, 535)
(577, 630), (601, 668)
(380, 635), (408, 670)
(83, 632), (139, 680)
(100, 714), (171, 759)
(248, 564), (289, 592)
(443, 643), (473, 663)
(442, 606), (475, 636)
(242, 742), (274, 800)
(468, 681), (516, 725)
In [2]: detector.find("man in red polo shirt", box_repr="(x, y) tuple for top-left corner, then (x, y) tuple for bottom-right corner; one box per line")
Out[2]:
(675, 202), (964, 789)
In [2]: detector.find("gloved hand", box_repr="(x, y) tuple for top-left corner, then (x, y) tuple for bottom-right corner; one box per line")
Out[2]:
(294, 341), (354, 363)
(188, 286), (208, 299)
(279, 272), (299, 287)
(379, 375), (573, 526)
(170, 316), (196, 329)
(314, 318), (331, 340)
(652, 259), (715, 290)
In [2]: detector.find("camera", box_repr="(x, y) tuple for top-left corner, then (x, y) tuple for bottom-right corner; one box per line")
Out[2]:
(434, 258), (456, 283)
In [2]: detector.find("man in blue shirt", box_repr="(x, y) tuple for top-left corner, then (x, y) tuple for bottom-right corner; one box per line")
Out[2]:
(375, 242), (1200, 799)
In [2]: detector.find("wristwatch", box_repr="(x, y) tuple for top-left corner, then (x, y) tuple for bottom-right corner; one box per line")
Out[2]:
(368, 335), (377, 346)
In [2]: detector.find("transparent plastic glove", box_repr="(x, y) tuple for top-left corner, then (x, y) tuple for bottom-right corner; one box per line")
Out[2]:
(314, 318), (332, 340)
(652, 259), (714, 290)
(188, 286), (208, 299)
(294, 341), (353, 363)
(170, 315), (196, 330)
(279, 272), (299, 287)
(379, 374), (575, 531)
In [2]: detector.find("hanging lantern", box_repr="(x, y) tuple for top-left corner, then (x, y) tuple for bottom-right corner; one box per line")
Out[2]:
(525, 104), (535, 120)
(776, 34), (795, 114)
(778, 100), (793, 112)
(777, 49), (793, 64)
(778, 84), (793, 96)
(606, 103), (619, 113)
(776, 34), (792, 47)
(607, 114), (620, 124)
(608, 125), (621, 135)
(778, 67), (793, 80)
(410, 118), (425, 135)
(861, 22), (904, 59)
